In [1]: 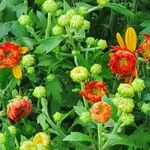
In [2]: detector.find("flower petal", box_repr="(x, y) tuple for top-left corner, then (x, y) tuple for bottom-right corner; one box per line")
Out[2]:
(12, 65), (22, 79)
(21, 47), (29, 54)
(125, 27), (137, 51)
(116, 33), (125, 48)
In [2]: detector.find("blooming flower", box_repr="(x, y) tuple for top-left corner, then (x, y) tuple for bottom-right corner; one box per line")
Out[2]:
(91, 101), (111, 123)
(20, 141), (37, 150)
(0, 42), (28, 79)
(80, 81), (108, 103)
(7, 97), (32, 122)
(108, 27), (138, 83)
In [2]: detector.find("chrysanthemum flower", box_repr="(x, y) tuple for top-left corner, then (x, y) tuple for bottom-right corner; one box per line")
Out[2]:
(80, 81), (108, 103)
(91, 101), (111, 123)
(7, 97), (32, 122)
(108, 27), (138, 83)
(0, 42), (28, 79)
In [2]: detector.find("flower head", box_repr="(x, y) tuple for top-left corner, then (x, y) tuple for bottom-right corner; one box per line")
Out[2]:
(91, 101), (111, 123)
(7, 97), (32, 122)
(80, 81), (108, 103)
(20, 141), (36, 150)
(33, 86), (46, 99)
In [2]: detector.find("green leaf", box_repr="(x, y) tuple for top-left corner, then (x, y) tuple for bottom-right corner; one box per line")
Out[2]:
(106, 3), (135, 18)
(74, 106), (88, 116)
(0, 22), (12, 38)
(35, 37), (64, 54)
(143, 94), (150, 101)
(63, 132), (93, 142)
(37, 10), (47, 29)
(0, 0), (7, 11)
(37, 113), (48, 130)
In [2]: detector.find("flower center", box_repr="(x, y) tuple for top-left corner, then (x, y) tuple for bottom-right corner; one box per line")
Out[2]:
(92, 88), (105, 96)
(119, 58), (128, 67)
(143, 45), (150, 58)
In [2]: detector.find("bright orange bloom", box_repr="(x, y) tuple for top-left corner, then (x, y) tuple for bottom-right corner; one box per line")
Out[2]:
(91, 101), (111, 123)
(0, 42), (29, 79)
(108, 27), (138, 83)
(7, 97), (32, 122)
(80, 81), (108, 103)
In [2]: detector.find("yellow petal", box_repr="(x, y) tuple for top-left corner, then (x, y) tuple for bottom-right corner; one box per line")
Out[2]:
(116, 33), (125, 48)
(125, 27), (137, 51)
(12, 65), (22, 79)
(21, 47), (29, 54)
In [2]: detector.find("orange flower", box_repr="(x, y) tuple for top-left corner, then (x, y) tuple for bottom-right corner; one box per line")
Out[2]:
(108, 27), (138, 83)
(0, 42), (29, 79)
(7, 97), (32, 122)
(80, 81), (108, 103)
(91, 101), (111, 123)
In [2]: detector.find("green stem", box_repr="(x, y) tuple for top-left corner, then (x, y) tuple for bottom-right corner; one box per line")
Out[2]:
(88, 6), (99, 13)
(98, 123), (103, 150)
(45, 13), (51, 39)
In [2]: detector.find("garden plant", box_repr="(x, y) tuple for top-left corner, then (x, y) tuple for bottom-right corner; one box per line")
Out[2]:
(0, 0), (150, 149)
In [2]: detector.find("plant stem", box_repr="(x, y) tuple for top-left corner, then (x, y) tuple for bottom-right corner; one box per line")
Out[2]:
(98, 123), (103, 150)
(88, 6), (99, 13)
(45, 13), (51, 39)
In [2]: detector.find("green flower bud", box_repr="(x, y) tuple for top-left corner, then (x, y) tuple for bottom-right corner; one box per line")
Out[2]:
(117, 83), (134, 98)
(72, 50), (80, 56)
(42, 0), (57, 13)
(86, 37), (96, 46)
(90, 64), (102, 74)
(83, 20), (90, 30)
(66, 9), (76, 19)
(52, 25), (64, 36)
(70, 15), (84, 29)
(131, 78), (145, 93)
(97, 39), (108, 50)
(58, 15), (70, 27)
(56, 9), (63, 17)
(53, 112), (62, 122)
(97, 0), (109, 8)
(27, 67), (35, 74)
(35, 0), (45, 5)
(8, 126), (16, 135)
(120, 113), (134, 126)
(22, 54), (35, 67)
(33, 86), (46, 99)
(0, 133), (6, 144)
(18, 15), (31, 26)
(141, 103), (150, 114)
(46, 74), (55, 82)
(20, 141), (37, 150)
(79, 6), (88, 16)
(80, 112), (91, 123)
(70, 66), (89, 82)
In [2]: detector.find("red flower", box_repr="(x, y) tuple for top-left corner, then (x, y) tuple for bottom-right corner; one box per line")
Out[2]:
(80, 81), (108, 103)
(7, 97), (32, 122)
(109, 51), (136, 75)
(91, 101), (111, 123)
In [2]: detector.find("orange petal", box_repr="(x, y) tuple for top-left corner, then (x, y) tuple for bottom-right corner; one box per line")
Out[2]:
(12, 65), (22, 79)
(21, 47), (29, 54)
(125, 27), (137, 51)
(116, 33), (125, 48)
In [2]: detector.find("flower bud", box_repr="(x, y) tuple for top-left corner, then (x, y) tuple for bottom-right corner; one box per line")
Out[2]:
(141, 103), (150, 114)
(22, 54), (35, 67)
(8, 126), (16, 135)
(58, 15), (70, 27)
(120, 113), (134, 126)
(90, 64), (102, 74)
(83, 20), (90, 30)
(53, 112), (62, 122)
(33, 86), (46, 99)
(79, 6), (88, 16)
(33, 132), (50, 146)
(42, 0), (57, 13)
(97, 39), (108, 50)
(97, 0), (109, 8)
(86, 37), (96, 46)
(70, 15), (84, 29)
(52, 25), (64, 36)
(0, 133), (6, 144)
(20, 141), (36, 150)
(56, 9), (63, 17)
(46, 74), (55, 82)
(27, 67), (35, 74)
(131, 78), (145, 93)
(80, 112), (91, 123)
(70, 66), (89, 82)
(66, 9), (76, 19)
(117, 83), (134, 98)
(18, 15), (31, 26)
(71, 50), (80, 56)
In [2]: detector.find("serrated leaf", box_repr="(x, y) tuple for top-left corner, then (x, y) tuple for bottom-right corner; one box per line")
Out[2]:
(63, 132), (93, 142)
(37, 113), (48, 130)
(0, 22), (12, 38)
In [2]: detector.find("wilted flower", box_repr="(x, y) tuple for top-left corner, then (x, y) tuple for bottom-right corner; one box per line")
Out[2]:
(80, 81), (108, 103)
(91, 101), (111, 122)
(33, 86), (46, 99)
(7, 97), (32, 122)
(20, 141), (36, 150)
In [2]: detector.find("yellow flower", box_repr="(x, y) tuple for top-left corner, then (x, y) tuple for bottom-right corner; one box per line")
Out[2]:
(20, 141), (37, 150)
